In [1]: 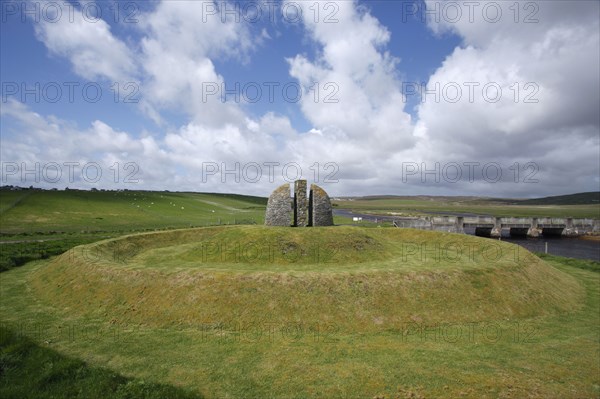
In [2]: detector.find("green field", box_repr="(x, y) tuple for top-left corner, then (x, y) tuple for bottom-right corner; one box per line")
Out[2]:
(0, 188), (599, 398)
(333, 195), (600, 218)
(0, 188), (382, 271)
(1, 225), (599, 398)
(0, 189), (266, 233)
(0, 189), (267, 271)
(2, 189), (597, 272)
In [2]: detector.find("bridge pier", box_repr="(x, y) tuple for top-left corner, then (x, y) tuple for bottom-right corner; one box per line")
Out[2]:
(562, 218), (578, 237)
(527, 217), (540, 237)
(455, 217), (464, 234)
(491, 217), (502, 238)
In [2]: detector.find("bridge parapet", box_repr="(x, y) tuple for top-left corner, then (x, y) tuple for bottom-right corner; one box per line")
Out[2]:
(463, 216), (494, 224)
(537, 217), (566, 226)
(500, 217), (530, 224)
(572, 218), (595, 226)
(394, 219), (432, 229)
(431, 216), (457, 224)
(499, 217), (531, 228)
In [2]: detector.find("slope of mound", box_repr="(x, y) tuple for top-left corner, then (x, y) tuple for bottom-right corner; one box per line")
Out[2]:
(30, 226), (583, 332)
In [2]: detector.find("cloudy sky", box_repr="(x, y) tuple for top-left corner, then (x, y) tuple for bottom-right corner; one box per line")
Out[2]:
(1, 0), (598, 197)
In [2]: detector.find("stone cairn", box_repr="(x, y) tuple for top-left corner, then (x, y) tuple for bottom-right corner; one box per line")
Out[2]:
(265, 180), (333, 227)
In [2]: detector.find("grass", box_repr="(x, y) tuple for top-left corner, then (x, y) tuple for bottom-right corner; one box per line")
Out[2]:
(0, 189), (266, 234)
(1, 188), (597, 272)
(0, 188), (266, 271)
(333, 197), (600, 218)
(0, 188), (599, 397)
(0, 326), (203, 399)
(0, 227), (598, 398)
(536, 253), (600, 273)
(0, 232), (123, 272)
(27, 226), (582, 332)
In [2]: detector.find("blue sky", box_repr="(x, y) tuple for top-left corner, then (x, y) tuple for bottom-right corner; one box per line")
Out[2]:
(1, 1), (599, 197)
(1, 1), (460, 131)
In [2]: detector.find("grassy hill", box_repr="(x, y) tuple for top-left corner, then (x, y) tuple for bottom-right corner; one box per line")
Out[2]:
(506, 191), (600, 206)
(0, 187), (598, 398)
(2, 187), (598, 272)
(1, 226), (597, 398)
(0, 188), (268, 271)
(30, 226), (581, 332)
(334, 194), (600, 218)
(0, 189), (266, 234)
(353, 192), (600, 206)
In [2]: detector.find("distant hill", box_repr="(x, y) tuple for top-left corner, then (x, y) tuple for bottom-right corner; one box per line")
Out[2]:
(0, 189), (268, 234)
(504, 192), (600, 206)
(354, 195), (483, 201)
(343, 192), (600, 206)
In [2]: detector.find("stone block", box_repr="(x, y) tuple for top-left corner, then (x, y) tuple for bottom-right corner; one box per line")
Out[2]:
(310, 184), (333, 226)
(264, 184), (292, 226)
(294, 180), (308, 227)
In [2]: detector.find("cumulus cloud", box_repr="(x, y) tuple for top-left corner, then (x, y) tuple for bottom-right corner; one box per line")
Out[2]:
(31, 1), (137, 83)
(415, 0), (600, 194)
(3, 0), (599, 197)
(286, 0), (415, 150)
(137, 0), (259, 127)
(1, 99), (272, 193)
(2, 98), (335, 195)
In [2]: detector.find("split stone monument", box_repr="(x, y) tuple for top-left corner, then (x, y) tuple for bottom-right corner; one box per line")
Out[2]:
(265, 180), (334, 227)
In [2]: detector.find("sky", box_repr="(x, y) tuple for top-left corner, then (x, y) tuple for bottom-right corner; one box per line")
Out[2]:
(1, 0), (599, 198)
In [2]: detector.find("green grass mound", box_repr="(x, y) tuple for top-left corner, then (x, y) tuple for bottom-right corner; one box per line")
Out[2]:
(30, 226), (583, 333)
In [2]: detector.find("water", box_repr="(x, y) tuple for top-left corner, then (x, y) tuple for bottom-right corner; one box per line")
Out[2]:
(496, 236), (599, 262)
(333, 209), (396, 222)
(333, 209), (599, 262)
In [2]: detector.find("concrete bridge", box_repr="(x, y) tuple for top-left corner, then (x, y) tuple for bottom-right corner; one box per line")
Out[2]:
(392, 216), (600, 238)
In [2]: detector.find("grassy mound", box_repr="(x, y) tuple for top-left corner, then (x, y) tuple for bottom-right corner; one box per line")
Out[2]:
(30, 226), (583, 332)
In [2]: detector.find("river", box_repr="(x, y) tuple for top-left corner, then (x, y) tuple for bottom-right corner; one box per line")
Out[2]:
(333, 209), (599, 262)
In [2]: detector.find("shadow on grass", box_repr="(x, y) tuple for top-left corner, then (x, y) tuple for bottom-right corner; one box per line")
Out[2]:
(0, 326), (204, 399)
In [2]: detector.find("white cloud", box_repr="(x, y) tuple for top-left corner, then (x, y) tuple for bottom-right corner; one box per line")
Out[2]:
(32, 0), (136, 83)
(413, 0), (600, 193)
(1, 99), (293, 194)
(5, 0), (598, 197)
(286, 0), (415, 156)
(137, 0), (259, 127)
